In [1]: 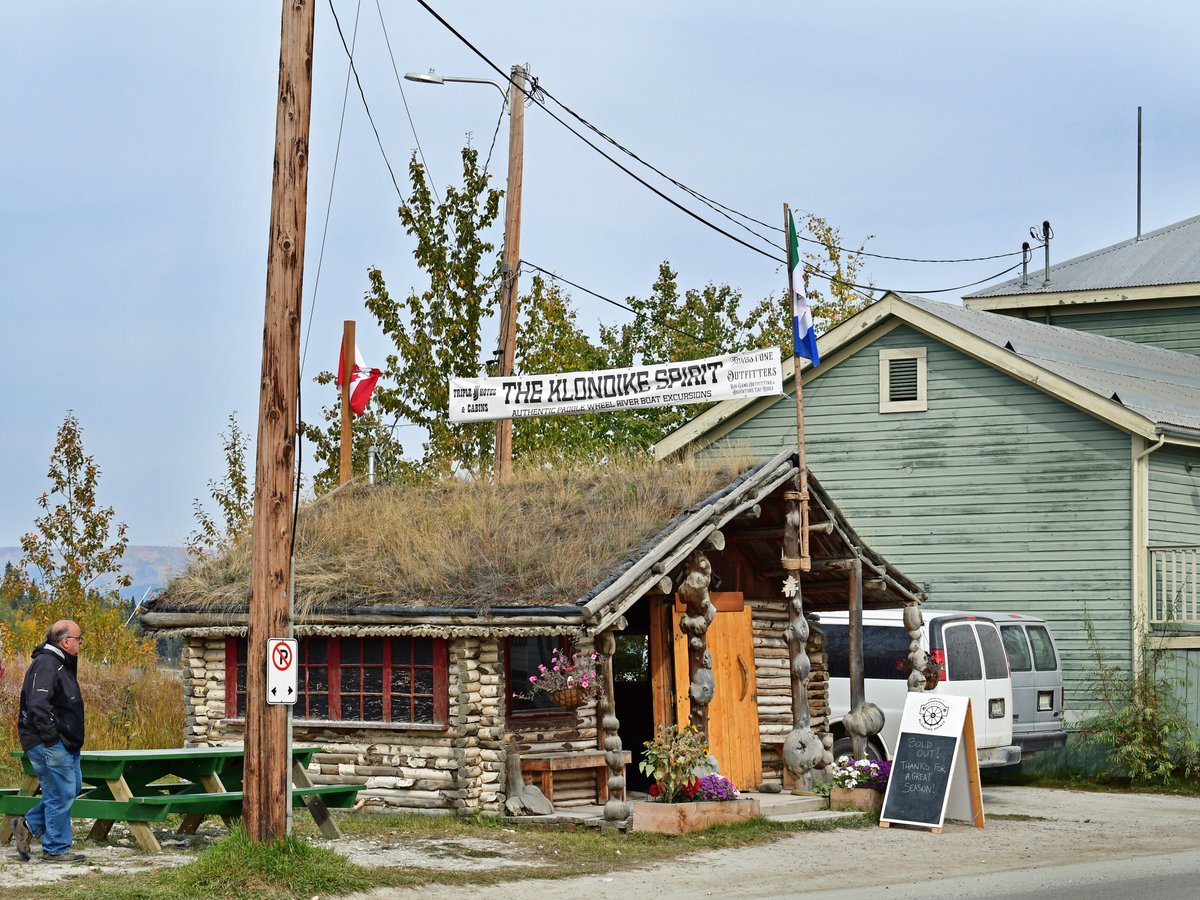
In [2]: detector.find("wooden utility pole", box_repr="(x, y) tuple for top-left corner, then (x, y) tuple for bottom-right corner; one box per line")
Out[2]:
(494, 64), (527, 484)
(245, 0), (314, 843)
(339, 320), (355, 485)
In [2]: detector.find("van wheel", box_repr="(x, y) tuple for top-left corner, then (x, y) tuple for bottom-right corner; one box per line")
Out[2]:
(831, 736), (886, 762)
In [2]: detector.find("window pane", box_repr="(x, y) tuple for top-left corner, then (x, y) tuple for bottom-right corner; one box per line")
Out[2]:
(508, 636), (564, 713)
(236, 666), (247, 694)
(414, 668), (434, 694)
(364, 639), (383, 664)
(391, 697), (412, 721)
(307, 666), (328, 693)
(237, 690), (247, 717)
(236, 640), (248, 664)
(341, 696), (360, 720)
(392, 668), (412, 694)
(944, 625), (982, 681)
(306, 693), (328, 719)
(1028, 626), (1058, 671)
(823, 625), (909, 681)
(363, 666), (383, 694)
(976, 624), (1009, 679)
(414, 640), (433, 666)
(363, 694), (384, 721)
(341, 640), (361, 664)
(1000, 626), (1032, 672)
(343, 668), (361, 692)
(305, 639), (327, 665)
(392, 638), (412, 665)
(413, 696), (434, 723)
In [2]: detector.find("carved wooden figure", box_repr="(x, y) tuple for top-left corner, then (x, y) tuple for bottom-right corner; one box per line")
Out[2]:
(598, 629), (630, 822)
(678, 550), (717, 735)
(781, 484), (822, 791)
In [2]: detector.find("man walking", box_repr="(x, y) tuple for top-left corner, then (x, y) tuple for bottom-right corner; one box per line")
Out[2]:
(12, 620), (87, 863)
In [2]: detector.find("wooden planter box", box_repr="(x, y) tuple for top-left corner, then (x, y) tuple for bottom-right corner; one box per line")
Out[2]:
(829, 786), (884, 813)
(631, 798), (760, 834)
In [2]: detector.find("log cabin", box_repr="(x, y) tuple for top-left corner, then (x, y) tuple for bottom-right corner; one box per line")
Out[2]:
(140, 451), (923, 819)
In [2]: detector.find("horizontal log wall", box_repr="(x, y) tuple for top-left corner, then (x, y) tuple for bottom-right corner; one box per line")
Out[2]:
(179, 635), (508, 814)
(749, 597), (829, 786)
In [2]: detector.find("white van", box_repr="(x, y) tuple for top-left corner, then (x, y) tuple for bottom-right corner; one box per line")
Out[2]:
(820, 608), (1021, 768)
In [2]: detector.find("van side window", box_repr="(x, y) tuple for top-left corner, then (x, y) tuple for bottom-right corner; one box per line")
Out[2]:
(1027, 626), (1058, 671)
(1000, 625), (1032, 672)
(976, 624), (1009, 679)
(823, 625), (910, 680)
(943, 624), (982, 681)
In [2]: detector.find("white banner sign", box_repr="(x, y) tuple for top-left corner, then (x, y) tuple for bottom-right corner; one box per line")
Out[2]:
(448, 347), (783, 423)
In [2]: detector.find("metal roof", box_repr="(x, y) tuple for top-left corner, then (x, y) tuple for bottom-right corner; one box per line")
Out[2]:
(965, 214), (1200, 299)
(898, 294), (1200, 432)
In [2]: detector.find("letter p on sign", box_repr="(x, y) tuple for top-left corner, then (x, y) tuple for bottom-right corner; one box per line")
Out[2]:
(267, 638), (298, 705)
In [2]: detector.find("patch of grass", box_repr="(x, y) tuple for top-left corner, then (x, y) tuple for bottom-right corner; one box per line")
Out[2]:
(1, 812), (878, 899)
(988, 813), (1052, 822)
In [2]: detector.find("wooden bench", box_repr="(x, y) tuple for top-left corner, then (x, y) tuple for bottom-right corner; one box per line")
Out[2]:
(520, 750), (632, 804)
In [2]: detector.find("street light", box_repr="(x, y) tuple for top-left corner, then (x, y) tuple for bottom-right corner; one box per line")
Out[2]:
(405, 65), (528, 484)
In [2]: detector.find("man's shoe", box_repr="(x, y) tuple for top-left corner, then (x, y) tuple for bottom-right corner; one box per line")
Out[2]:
(41, 851), (87, 863)
(13, 816), (31, 861)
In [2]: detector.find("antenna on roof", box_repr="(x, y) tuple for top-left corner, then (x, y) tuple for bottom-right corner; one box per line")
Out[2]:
(1136, 106), (1143, 241)
(1029, 221), (1052, 286)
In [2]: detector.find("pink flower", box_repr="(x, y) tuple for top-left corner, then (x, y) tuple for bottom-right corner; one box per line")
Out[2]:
(529, 676), (537, 682)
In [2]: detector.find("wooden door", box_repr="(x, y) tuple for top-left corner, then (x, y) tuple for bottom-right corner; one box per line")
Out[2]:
(671, 594), (762, 790)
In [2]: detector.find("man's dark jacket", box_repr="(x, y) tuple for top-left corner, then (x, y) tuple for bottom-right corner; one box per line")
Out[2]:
(18, 643), (86, 753)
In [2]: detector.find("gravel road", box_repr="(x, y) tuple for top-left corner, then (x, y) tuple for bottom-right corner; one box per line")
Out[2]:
(341, 786), (1200, 899)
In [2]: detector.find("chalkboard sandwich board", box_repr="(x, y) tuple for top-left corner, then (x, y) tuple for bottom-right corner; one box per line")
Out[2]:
(879, 693), (984, 833)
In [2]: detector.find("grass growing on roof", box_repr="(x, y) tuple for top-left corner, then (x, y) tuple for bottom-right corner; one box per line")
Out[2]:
(163, 453), (749, 614)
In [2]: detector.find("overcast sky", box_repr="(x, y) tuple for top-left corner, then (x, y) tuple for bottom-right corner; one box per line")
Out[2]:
(2, 1), (1197, 549)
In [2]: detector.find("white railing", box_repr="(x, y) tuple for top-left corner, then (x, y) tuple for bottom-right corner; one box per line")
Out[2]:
(1150, 547), (1200, 627)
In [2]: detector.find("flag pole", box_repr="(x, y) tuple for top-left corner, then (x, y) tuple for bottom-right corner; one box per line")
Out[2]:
(340, 320), (355, 486)
(785, 204), (811, 571)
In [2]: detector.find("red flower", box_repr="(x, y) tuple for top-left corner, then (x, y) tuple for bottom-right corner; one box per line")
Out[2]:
(682, 778), (700, 797)
(648, 783), (662, 798)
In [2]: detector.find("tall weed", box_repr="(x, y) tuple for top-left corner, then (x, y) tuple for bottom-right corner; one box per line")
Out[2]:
(1079, 614), (1200, 782)
(0, 655), (183, 785)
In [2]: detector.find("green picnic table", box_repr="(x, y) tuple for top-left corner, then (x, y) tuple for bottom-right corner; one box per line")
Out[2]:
(0, 745), (361, 853)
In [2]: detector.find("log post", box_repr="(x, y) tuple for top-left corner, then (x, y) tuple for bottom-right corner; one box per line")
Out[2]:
(598, 629), (630, 822)
(843, 557), (884, 759)
(781, 481), (822, 793)
(678, 550), (716, 736)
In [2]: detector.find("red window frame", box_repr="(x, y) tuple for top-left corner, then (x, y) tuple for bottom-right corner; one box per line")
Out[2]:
(225, 636), (449, 726)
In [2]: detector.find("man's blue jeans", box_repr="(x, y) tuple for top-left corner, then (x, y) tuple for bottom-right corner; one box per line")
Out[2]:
(24, 741), (82, 856)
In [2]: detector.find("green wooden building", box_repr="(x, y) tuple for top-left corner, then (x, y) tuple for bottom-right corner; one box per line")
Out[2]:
(654, 217), (1200, 738)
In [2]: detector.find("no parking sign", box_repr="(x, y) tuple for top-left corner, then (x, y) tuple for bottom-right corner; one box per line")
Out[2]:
(266, 638), (298, 705)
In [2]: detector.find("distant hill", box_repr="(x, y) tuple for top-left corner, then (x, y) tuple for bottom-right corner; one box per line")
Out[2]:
(0, 545), (189, 604)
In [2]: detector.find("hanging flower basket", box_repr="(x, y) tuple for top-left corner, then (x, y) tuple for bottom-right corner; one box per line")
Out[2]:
(548, 687), (585, 709)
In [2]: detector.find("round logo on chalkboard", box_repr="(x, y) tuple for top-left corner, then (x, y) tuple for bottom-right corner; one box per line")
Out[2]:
(918, 698), (950, 730)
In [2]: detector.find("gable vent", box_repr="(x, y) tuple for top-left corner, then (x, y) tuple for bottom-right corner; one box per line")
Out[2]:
(889, 358), (920, 402)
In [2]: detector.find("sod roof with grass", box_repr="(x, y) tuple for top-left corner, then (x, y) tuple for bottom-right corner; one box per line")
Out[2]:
(141, 451), (923, 637)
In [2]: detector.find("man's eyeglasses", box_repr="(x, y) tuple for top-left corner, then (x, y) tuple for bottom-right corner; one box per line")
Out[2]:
(64, 635), (84, 645)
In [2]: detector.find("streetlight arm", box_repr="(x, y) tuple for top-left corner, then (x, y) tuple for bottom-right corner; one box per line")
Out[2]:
(404, 70), (508, 102)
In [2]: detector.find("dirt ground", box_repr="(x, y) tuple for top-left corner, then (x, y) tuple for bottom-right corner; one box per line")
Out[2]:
(4, 786), (1199, 896)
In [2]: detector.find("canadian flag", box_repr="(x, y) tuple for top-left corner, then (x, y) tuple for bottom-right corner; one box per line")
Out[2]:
(336, 344), (382, 416)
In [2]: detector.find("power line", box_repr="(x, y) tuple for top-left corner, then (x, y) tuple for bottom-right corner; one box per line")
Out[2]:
(520, 260), (730, 354)
(302, 0), (363, 379)
(373, 0), (439, 205)
(415, 2), (1036, 269)
(327, 0), (404, 200)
